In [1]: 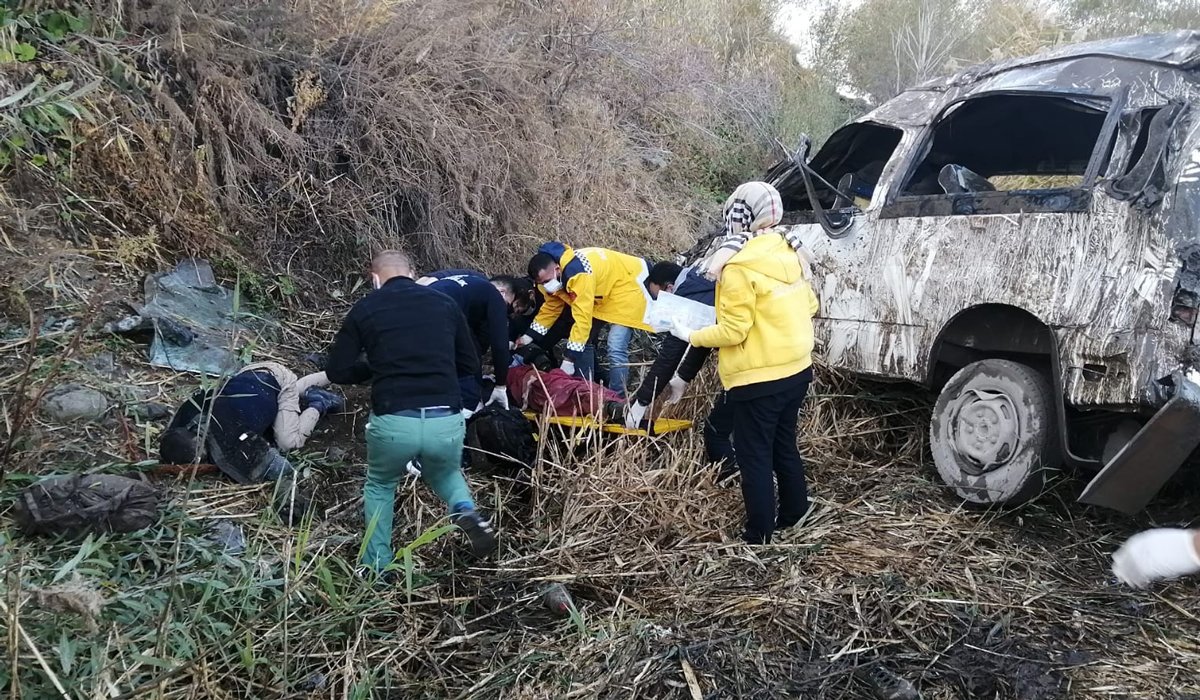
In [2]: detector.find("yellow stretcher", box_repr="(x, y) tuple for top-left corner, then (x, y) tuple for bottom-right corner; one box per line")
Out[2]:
(521, 411), (692, 437)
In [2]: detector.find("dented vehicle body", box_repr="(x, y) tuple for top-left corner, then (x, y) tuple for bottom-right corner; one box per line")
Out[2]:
(767, 32), (1200, 512)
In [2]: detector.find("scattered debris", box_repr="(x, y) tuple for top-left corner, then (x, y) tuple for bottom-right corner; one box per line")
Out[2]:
(40, 384), (109, 422)
(28, 574), (106, 633)
(540, 582), (574, 617)
(129, 402), (172, 422)
(103, 259), (270, 376)
(857, 663), (921, 700)
(205, 519), (246, 554)
(13, 474), (161, 537)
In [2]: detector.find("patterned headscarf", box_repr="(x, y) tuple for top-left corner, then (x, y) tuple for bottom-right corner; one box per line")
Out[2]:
(719, 181), (783, 250)
(699, 180), (803, 282)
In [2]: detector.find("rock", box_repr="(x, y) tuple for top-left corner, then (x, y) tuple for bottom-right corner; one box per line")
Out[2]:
(130, 402), (173, 422)
(325, 446), (348, 463)
(41, 385), (109, 422)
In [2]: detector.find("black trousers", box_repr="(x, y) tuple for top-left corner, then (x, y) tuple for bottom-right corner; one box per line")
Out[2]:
(703, 391), (736, 466)
(731, 376), (811, 544)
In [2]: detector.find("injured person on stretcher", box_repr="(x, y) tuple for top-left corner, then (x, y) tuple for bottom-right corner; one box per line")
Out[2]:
(498, 347), (691, 436)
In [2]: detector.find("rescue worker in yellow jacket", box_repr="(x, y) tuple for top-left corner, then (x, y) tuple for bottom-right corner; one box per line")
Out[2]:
(672, 181), (820, 544)
(518, 242), (654, 396)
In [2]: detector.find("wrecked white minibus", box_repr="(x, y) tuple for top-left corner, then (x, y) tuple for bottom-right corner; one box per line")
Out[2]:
(764, 31), (1200, 513)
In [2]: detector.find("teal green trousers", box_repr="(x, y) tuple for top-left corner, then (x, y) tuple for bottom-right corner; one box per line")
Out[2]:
(362, 412), (474, 571)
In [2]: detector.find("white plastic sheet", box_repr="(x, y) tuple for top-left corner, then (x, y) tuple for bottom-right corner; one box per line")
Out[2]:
(645, 291), (715, 333)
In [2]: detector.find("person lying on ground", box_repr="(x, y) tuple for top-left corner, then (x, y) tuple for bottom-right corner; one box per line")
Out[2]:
(519, 242), (655, 397)
(1112, 527), (1200, 588)
(698, 180), (814, 282)
(417, 270), (535, 412)
(671, 182), (820, 545)
(159, 361), (343, 483)
(505, 362), (623, 421)
(324, 249), (497, 576)
(626, 262), (736, 483)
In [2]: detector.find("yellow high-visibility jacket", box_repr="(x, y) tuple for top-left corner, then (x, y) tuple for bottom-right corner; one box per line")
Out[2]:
(529, 242), (653, 358)
(689, 233), (819, 390)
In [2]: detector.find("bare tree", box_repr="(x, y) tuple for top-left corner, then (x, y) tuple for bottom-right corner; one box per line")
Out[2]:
(890, 0), (959, 94)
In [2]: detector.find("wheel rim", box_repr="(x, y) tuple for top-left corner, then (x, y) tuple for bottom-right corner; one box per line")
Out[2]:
(950, 388), (1020, 475)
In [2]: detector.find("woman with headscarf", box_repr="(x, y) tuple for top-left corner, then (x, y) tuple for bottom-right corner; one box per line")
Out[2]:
(671, 181), (821, 544)
(699, 180), (812, 281)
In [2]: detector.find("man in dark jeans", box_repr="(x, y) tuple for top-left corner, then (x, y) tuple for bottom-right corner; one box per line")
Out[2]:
(626, 262), (736, 481)
(325, 250), (497, 575)
(676, 182), (820, 544)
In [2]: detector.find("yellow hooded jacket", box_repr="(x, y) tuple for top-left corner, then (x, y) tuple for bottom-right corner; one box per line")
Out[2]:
(530, 244), (654, 358)
(688, 233), (819, 390)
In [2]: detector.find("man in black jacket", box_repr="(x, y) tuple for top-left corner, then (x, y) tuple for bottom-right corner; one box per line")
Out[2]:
(626, 262), (736, 480)
(419, 270), (534, 411)
(326, 250), (497, 574)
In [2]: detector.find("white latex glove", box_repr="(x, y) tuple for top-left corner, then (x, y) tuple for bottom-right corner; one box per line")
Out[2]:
(669, 318), (692, 343)
(515, 335), (533, 348)
(625, 401), (648, 430)
(664, 375), (688, 405)
(405, 460), (423, 478)
(1112, 528), (1200, 588)
(487, 385), (510, 410)
(560, 359), (576, 376)
(460, 408), (475, 420)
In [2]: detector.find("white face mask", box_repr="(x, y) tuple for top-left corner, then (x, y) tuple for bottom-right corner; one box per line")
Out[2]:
(542, 278), (563, 294)
(371, 273), (382, 290)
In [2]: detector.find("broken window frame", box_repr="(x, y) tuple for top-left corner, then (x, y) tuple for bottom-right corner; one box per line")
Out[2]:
(777, 120), (905, 227)
(878, 89), (1128, 220)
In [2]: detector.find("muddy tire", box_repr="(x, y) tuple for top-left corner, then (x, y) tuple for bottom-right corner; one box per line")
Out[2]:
(930, 359), (1058, 505)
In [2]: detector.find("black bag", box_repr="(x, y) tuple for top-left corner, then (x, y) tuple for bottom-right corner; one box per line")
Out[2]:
(14, 474), (160, 537)
(465, 406), (538, 475)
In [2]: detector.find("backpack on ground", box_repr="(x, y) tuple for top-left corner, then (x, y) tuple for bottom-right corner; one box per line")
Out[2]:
(14, 474), (161, 537)
(465, 405), (537, 476)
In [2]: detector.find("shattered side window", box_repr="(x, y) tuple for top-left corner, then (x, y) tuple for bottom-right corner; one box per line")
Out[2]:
(776, 122), (903, 213)
(897, 94), (1109, 202)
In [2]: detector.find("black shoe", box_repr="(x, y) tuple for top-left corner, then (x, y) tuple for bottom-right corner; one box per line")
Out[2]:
(451, 510), (497, 558)
(741, 530), (769, 545)
(776, 498), (813, 530)
(714, 460), (739, 487)
(856, 663), (921, 700)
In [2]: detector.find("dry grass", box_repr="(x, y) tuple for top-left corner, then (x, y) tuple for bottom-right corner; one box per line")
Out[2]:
(2, 0), (803, 297)
(2, 1), (1199, 698)
(2, 296), (1198, 698)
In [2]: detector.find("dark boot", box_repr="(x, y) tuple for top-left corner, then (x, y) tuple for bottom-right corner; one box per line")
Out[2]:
(450, 509), (497, 557)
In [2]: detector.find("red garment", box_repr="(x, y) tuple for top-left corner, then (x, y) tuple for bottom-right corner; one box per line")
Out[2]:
(507, 365), (621, 417)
